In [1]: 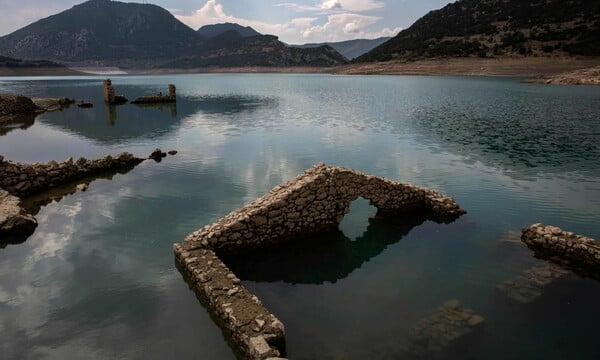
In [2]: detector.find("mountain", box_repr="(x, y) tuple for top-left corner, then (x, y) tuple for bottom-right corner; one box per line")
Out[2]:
(357, 0), (600, 62)
(0, 0), (200, 67)
(293, 37), (392, 60)
(163, 33), (347, 68)
(197, 23), (261, 38)
(0, 0), (346, 69)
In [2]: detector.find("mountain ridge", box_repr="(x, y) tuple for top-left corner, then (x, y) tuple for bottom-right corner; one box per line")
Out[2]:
(292, 37), (392, 60)
(197, 23), (261, 38)
(0, 0), (346, 68)
(357, 0), (600, 62)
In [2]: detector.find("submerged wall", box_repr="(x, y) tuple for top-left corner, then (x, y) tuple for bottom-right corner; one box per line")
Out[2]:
(522, 223), (600, 272)
(0, 153), (143, 198)
(174, 163), (466, 359)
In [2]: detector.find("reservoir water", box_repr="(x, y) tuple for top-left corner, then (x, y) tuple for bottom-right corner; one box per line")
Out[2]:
(1, 74), (599, 359)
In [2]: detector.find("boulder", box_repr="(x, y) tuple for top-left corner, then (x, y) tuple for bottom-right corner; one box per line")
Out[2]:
(0, 189), (37, 242)
(0, 94), (39, 116)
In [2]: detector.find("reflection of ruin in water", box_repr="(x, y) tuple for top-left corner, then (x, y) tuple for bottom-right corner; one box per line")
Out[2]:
(105, 102), (177, 126)
(0, 113), (37, 136)
(224, 213), (433, 285)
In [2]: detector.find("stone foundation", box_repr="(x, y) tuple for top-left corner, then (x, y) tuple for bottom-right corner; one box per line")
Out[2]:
(174, 246), (286, 359)
(131, 84), (176, 104)
(0, 153), (143, 198)
(174, 163), (465, 359)
(521, 223), (600, 274)
(496, 263), (569, 304)
(0, 152), (146, 244)
(404, 300), (485, 359)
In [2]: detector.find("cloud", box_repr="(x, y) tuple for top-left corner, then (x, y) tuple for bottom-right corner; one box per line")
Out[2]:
(320, 0), (342, 10)
(176, 0), (400, 44)
(278, 0), (384, 12)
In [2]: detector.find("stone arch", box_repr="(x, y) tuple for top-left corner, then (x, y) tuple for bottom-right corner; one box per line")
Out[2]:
(182, 163), (465, 254)
(174, 163), (466, 359)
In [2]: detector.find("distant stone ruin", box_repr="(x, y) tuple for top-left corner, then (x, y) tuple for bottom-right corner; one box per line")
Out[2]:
(102, 79), (128, 104)
(131, 84), (176, 104)
(174, 163), (465, 360)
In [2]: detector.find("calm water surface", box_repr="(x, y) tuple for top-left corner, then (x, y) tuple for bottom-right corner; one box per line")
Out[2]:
(0, 74), (599, 359)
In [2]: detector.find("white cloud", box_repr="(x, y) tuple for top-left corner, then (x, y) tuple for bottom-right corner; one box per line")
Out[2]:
(278, 0), (384, 12)
(176, 0), (400, 44)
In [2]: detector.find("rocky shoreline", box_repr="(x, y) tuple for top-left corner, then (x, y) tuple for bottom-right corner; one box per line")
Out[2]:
(523, 66), (600, 86)
(0, 93), (76, 126)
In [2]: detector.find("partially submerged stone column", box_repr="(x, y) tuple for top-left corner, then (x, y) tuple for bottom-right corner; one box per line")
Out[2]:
(103, 79), (115, 104)
(168, 84), (176, 100)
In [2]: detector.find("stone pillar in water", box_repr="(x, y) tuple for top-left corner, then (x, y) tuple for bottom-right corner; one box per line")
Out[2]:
(103, 79), (115, 103)
(168, 84), (176, 100)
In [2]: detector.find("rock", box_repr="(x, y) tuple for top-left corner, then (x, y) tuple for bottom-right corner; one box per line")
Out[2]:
(76, 184), (88, 192)
(168, 150), (178, 155)
(149, 148), (165, 162)
(467, 315), (485, 327)
(0, 189), (37, 241)
(0, 94), (39, 116)
(249, 336), (273, 357)
(0, 155), (4, 163)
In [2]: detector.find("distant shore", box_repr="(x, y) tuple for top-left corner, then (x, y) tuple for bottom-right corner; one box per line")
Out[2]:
(2, 57), (599, 79)
(139, 57), (600, 78)
(0, 67), (85, 76)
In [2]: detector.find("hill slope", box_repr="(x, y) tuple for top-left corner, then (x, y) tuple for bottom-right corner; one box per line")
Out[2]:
(357, 0), (600, 62)
(0, 0), (200, 66)
(198, 23), (261, 38)
(164, 32), (347, 68)
(293, 37), (392, 60)
(0, 0), (346, 68)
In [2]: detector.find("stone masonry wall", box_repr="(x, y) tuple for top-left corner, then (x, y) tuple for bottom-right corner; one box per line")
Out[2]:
(0, 153), (143, 198)
(522, 223), (600, 271)
(183, 163), (465, 255)
(174, 163), (466, 360)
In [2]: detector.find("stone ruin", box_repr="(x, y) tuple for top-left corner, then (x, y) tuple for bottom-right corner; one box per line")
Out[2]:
(521, 223), (600, 276)
(174, 163), (466, 360)
(495, 224), (600, 303)
(102, 79), (128, 105)
(404, 300), (485, 359)
(0, 152), (145, 246)
(497, 263), (570, 303)
(131, 84), (176, 104)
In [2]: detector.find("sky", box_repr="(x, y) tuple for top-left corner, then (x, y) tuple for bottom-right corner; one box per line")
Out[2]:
(0, 0), (454, 44)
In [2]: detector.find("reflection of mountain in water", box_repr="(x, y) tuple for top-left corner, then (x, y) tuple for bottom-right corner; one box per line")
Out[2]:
(38, 94), (277, 145)
(223, 214), (432, 285)
(404, 84), (600, 177)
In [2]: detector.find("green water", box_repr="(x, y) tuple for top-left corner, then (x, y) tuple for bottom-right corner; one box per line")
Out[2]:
(0, 74), (599, 359)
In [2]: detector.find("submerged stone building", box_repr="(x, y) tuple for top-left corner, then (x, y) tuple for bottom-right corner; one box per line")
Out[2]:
(175, 163), (466, 359)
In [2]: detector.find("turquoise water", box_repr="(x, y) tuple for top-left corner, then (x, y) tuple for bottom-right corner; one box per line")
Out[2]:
(1, 74), (599, 359)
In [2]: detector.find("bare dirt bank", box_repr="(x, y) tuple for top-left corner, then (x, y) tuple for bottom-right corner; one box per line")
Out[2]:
(0, 67), (84, 76)
(523, 66), (600, 85)
(335, 57), (600, 77)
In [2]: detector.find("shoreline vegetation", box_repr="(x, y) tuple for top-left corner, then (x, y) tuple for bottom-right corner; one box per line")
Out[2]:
(1, 58), (599, 84)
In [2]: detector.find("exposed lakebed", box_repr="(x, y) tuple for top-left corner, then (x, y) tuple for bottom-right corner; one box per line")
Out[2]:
(0, 74), (599, 359)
